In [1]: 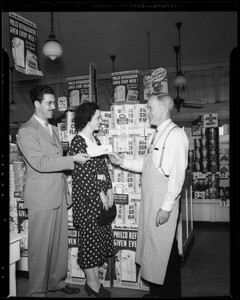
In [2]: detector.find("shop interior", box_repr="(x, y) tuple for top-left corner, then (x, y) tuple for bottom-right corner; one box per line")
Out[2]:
(2, 8), (238, 298)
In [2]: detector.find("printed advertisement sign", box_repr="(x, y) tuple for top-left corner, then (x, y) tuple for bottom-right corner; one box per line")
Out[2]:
(143, 67), (168, 101)
(112, 70), (139, 103)
(9, 12), (43, 76)
(67, 75), (90, 108)
(111, 228), (149, 290)
(203, 113), (218, 128)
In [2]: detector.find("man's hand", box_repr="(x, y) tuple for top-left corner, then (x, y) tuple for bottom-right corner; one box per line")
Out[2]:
(73, 153), (91, 164)
(66, 193), (72, 208)
(108, 152), (123, 166)
(156, 208), (170, 227)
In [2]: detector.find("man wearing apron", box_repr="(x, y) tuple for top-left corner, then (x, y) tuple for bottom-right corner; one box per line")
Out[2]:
(109, 93), (189, 297)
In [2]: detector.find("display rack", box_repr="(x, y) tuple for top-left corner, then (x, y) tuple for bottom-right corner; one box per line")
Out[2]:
(176, 171), (194, 265)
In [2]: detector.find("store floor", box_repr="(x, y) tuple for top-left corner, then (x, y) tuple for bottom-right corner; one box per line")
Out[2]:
(16, 222), (230, 298)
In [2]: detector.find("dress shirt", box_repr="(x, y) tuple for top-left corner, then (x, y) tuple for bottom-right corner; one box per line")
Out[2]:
(123, 119), (189, 212)
(33, 114), (53, 136)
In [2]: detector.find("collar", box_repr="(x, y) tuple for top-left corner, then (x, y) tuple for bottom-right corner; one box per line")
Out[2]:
(156, 119), (171, 134)
(78, 132), (97, 147)
(33, 114), (50, 128)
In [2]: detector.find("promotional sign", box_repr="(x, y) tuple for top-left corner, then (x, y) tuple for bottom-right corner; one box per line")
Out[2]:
(203, 113), (218, 128)
(112, 70), (139, 103)
(66, 227), (111, 287)
(9, 12), (43, 76)
(67, 75), (89, 108)
(111, 228), (148, 290)
(143, 67), (168, 101)
(89, 61), (98, 103)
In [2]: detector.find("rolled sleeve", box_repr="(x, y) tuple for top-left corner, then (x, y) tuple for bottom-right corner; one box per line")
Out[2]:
(160, 129), (189, 212)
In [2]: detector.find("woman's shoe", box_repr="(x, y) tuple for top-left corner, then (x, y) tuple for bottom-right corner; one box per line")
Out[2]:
(100, 283), (111, 296)
(84, 282), (111, 298)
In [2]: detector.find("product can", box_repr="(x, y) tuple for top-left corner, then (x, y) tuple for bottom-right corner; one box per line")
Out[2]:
(205, 188), (210, 199)
(188, 150), (194, 162)
(209, 127), (217, 139)
(195, 148), (201, 159)
(202, 147), (209, 159)
(209, 148), (218, 160)
(209, 187), (214, 199)
(219, 187), (225, 200)
(201, 127), (209, 138)
(209, 173), (219, 187)
(209, 138), (217, 149)
(188, 162), (194, 171)
(201, 138), (208, 148)
(194, 139), (201, 149)
(224, 187), (229, 199)
(210, 159), (219, 172)
(202, 159), (209, 173)
(194, 160), (201, 172)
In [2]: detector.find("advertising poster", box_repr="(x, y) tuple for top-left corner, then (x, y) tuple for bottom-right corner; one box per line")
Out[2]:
(111, 228), (148, 290)
(66, 227), (111, 287)
(143, 67), (168, 101)
(112, 70), (139, 103)
(9, 12), (43, 76)
(67, 75), (89, 108)
(89, 61), (98, 103)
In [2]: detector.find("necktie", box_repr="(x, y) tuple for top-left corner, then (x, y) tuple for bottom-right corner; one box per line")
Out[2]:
(44, 122), (52, 136)
(151, 129), (158, 145)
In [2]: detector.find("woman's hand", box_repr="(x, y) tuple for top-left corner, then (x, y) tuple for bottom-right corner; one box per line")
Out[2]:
(100, 190), (109, 210)
(107, 189), (114, 207)
(108, 152), (123, 166)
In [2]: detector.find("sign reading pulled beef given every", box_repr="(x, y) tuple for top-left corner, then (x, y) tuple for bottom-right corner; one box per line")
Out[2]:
(9, 12), (43, 76)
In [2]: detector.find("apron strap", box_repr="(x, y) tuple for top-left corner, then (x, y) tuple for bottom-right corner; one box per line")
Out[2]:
(159, 125), (178, 177)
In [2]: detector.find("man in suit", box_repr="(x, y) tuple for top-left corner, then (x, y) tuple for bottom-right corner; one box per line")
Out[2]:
(17, 85), (90, 297)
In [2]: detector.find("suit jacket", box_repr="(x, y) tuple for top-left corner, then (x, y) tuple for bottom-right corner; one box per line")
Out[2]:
(17, 116), (74, 210)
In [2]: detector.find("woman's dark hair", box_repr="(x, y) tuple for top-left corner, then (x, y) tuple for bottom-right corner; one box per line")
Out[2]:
(30, 85), (55, 106)
(74, 102), (100, 131)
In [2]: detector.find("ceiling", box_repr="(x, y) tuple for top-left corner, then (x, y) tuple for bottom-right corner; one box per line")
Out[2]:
(2, 11), (237, 83)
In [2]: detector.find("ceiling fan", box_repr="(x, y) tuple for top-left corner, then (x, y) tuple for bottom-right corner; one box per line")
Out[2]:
(173, 22), (204, 112)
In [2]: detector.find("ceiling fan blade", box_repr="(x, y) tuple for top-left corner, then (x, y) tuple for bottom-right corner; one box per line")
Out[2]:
(182, 103), (204, 108)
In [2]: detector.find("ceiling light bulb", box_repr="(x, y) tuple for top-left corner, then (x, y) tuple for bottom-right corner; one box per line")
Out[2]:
(174, 73), (187, 87)
(43, 39), (63, 60)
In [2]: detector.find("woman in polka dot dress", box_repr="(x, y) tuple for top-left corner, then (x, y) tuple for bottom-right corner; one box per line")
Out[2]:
(69, 102), (114, 298)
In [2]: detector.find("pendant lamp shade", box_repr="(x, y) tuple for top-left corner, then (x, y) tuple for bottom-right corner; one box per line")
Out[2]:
(174, 71), (187, 86)
(43, 12), (63, 60)
(43, 40), (63, 60)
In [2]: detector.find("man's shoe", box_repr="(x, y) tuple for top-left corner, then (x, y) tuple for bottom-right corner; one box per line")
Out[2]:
(58, 285), (81, 294)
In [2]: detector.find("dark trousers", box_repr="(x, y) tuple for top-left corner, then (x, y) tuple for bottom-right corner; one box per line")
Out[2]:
(149, 238), (181, 298)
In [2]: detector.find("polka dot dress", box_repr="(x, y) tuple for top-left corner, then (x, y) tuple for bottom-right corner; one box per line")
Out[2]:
(69, 134), (115, 269)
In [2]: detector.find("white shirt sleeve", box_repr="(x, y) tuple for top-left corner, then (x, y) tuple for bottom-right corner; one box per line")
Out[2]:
(160, 128), (189, 211)
(122, 157), (144, 173)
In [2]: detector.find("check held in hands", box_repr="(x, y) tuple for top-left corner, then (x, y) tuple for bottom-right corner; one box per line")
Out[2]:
(108, 152), (123, 166)
(73, 153), (91, 164)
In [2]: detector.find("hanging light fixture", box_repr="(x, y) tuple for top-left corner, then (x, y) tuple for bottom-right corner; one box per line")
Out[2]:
(43, 12), (63, 60)
(174, 22), (187, 87)
(110, 55), (116, 72)
(10, 66), (18, 112)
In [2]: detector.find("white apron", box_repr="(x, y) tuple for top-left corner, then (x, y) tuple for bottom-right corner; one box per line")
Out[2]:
(135, 144), (180, 285)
